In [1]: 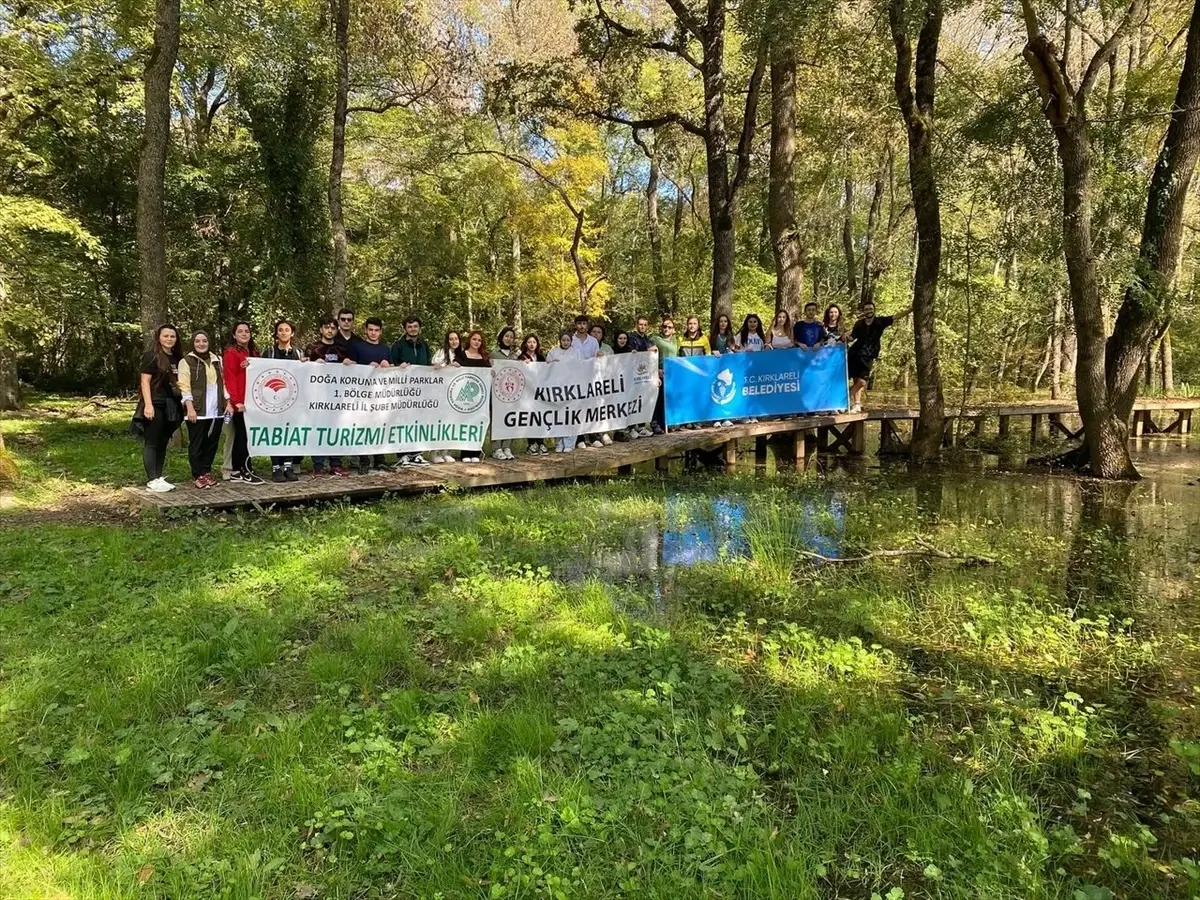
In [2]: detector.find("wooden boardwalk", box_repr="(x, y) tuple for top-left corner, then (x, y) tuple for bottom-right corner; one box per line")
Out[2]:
(867, 398), (1199, 450)
(124, 413), (867, 512)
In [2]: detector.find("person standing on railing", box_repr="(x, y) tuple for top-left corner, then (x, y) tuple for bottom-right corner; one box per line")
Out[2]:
(848, 301), (909, 413)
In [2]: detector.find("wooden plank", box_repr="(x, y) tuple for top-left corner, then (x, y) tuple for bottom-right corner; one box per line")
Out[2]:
(125, 414), (868, 512)
(723, 439), (738, 472)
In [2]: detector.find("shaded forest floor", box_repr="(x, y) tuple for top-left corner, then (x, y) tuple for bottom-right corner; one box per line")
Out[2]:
(1, 398), (1198, 899)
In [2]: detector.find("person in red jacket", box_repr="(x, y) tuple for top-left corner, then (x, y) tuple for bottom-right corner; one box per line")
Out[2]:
(222, 321), (265, 485)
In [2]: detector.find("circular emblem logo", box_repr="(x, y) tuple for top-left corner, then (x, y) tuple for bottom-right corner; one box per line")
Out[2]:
(635, 360), (650, 376)
(448, 373), (487, 414)
(493, 366), (526, 404)
(252, 368), (300, 414)
(711, 369), (737, 406)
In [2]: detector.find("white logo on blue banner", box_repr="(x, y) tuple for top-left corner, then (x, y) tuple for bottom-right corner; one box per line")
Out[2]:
(711, 369), (737, 406)
(664, 344), (849, 426)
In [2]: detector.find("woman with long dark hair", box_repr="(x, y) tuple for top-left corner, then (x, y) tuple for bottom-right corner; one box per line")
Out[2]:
(519, 334), (548, 455)
(493, 326), (519, 460)
(222, 321), (264, 485)
(265, 319), (302, 482)
(823, 304), (846, 343)
(710, 314), (736, 355)
(178, 330), (225, 489)
(137, 324), (184, 492)
(458, 331), (491, 463)
(433, 330), (463, 366)
(734, 314), (768, 352)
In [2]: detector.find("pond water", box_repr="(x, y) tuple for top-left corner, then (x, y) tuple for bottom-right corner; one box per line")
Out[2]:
(570, 437), (1200, 601)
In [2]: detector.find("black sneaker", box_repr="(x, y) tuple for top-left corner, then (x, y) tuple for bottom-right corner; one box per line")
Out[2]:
(284, 467), (299, 482)
(242, 471), (266, 486)
(272, 468), (286, 483)
(228, 472), (248, 484)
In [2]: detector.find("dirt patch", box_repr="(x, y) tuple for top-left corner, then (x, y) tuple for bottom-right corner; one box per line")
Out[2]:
(0, 484), (140, 528)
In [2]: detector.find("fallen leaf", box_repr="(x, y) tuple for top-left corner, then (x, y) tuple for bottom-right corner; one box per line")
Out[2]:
(136, 865), (154, 884)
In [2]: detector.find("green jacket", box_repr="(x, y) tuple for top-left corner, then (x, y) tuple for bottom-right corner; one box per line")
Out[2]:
(391, 336), (432, 366)
(649, 334), (679, 369)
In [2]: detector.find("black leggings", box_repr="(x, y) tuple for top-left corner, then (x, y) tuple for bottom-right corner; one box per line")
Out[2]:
(142, 414), (180, 480)
(231, 411), (251, 474)
(187, 419), (222, 478)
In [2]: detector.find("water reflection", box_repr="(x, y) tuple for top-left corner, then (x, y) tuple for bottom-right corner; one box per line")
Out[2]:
(568, 490), (847, 584)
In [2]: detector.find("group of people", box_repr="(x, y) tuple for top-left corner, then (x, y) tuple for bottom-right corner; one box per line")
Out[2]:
(134, 302), (900, 493)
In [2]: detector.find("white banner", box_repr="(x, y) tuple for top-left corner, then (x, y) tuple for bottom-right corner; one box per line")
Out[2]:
(244, 359), (490, 456)
(490, 352), (658, 440)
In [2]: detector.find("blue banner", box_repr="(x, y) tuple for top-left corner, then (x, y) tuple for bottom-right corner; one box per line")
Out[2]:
(664, 345), (849, 426)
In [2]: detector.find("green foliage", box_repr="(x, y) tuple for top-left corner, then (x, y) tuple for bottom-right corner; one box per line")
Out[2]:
(1, 399), (1199, 897)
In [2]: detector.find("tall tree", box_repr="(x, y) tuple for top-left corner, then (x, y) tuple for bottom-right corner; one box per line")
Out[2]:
(1104, 0), (1200, 425)
(1019, 0), (1144, 479)
(769, 41), (805, 321)
(633, 130), (670, 316)
(586, 0), (766, 326)
(136, 0), (181, 342)
(329, 0), (351, 310)
(889, 0), (946, 461)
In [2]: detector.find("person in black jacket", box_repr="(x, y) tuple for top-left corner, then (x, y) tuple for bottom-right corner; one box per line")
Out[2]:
(136, 324), (184, 493)
(266, 319), (303, 482)
(847, 301), (909, 412)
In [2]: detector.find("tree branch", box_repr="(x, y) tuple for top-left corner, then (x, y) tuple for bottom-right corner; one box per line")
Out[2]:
(1080, 0), (1145, 100)
(730, 36), (767, 196)
(798, 539), (997, 566)
(590, 107), (705, 138)
(593, 0), (702, 69)
(662, 0), (704, 42)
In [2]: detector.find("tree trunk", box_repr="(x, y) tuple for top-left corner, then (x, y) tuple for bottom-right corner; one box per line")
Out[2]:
(860, 151), (887, 308)
(890, 0), (947, 462)
(1050, 289), (1063, 399)
(328, 0), (350, 310)
(136, 0), (181, 344)
(1105, 0), (1200, 425)
(511, 230), (523, 336)
(671, 188), (684, 314)
(1056, 115), (1137, 477)
(1162, 327), (1174, 392)
(642, 137), (670, 316)
(841, 177), (857, 297)
(1019, 3), (1142, 478)
(769, 46), (805, 322)
(701, 0), (732, 327)
(0, 315), (17, 411)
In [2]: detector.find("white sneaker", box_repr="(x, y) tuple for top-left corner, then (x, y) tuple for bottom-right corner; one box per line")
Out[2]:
(463, 457), (480, 464)
(601, 433), (613, 445)
(503, 448), (515, 460)
(410, 454), (430, 466)
(562, 443), (574, 453)
(591, 439), (604, 448)
(146, 478), (175, 493)
(492, 449), (506, 460)
(639, 427), (653, 438)
(850, 404), (863, 413)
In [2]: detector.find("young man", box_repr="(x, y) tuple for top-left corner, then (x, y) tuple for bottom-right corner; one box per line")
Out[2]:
(793, 302), (825, 349)
(306, 317), (355, 477)
(571, 314), (599, 360)
(391, 316), (432, 367)
(349, 317), (393, 473)
(627, 316), (653, 353)
(848, 301), (905, 413)
(389, 316), (432, 467)
(648, 317), (679, 434)
(333, 307), (361, 356)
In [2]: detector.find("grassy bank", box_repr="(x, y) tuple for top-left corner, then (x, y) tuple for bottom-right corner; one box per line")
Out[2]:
(1, 399), (1197, 899)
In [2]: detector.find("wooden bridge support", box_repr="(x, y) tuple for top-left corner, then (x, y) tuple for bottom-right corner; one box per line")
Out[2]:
(819, 420), (865, 455)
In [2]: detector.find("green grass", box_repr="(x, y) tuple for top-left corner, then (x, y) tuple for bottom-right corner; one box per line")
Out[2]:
(1, 398), (1198, 899)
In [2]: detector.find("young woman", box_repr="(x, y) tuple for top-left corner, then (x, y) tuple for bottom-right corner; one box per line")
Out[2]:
(429, 331), (464, 463)
(223, 321), (264, 485)
(823, 304), (846, 344)
(710, 314), (736, 355)
(492, 327), (519, 460)
(519, 335), (548, 455)
(432, 330), (463, 366)
(735, 314), (768, 352)
(137, 324), (184, 492)
(590, 324), (613, 356)
(178, 330), (225, 489)
(546, 330), (576, 453)
(769, 310), (795, 349)
(458, 331), (491, 463)
(265, 319), (302, 482)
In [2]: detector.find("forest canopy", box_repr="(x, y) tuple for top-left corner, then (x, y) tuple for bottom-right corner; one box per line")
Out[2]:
(2, 0), (1198, 432)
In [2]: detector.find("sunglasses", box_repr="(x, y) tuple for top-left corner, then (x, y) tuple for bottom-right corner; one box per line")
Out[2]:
(338, 316), (353, 322)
